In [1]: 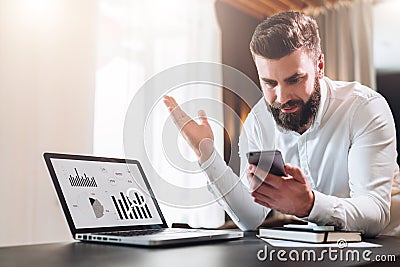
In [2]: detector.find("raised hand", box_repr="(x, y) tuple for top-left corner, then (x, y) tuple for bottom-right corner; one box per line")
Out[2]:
(163, 95), (214, 164)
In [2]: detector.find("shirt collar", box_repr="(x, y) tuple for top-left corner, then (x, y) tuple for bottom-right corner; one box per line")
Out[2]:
(312, 77), (329, 129)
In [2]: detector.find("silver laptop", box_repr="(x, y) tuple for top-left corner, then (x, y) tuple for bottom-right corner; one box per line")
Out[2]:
(43, 152), (243, 246)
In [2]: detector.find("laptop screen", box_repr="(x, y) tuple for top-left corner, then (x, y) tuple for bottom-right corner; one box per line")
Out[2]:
(45, 153), (165, 232)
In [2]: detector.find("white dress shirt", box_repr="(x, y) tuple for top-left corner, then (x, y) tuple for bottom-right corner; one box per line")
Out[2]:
(202, 77), (400, 237)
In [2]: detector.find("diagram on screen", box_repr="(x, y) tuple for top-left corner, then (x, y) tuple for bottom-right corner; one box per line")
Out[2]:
(89, 197), (104, 218)
(111, 188), (152, 220)
(69, 168), (98, 187)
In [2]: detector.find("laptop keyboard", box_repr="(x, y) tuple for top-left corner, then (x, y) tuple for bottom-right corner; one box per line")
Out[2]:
(97, 229), (162, 236)
(96, 228), (201, 237)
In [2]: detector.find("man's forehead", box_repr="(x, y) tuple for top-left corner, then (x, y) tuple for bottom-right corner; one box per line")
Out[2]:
(254, 49), (314, 79)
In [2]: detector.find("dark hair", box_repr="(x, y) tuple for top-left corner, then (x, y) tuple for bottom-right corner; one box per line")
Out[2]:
(250, 11), (321, 61)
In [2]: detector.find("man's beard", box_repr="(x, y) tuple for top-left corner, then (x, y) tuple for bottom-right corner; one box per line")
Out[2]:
(268, 76), (321, 132)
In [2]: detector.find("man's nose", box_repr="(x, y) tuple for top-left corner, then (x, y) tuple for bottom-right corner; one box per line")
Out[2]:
(275, 86), (291, 105)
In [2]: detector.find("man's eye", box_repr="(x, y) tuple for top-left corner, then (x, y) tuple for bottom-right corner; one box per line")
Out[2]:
(264, 81), (277, 88)
(287, 77), (301, 84)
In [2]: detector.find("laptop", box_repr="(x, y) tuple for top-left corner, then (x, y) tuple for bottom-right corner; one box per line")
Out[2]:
(43, 152), (243, 246)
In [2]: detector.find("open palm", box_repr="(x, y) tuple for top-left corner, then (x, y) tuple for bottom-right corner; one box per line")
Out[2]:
(163, 96), (214, 163)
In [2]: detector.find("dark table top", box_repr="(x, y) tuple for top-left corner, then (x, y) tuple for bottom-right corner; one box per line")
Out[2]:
(1, 232), (399, 267)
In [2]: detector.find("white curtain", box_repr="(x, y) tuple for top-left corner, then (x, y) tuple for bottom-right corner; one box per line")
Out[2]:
(0, 0), (96, 246)
(312, 0), (376, 89)
(94, 0), (225, 228)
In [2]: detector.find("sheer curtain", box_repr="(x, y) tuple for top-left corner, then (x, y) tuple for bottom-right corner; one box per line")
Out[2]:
(0, 0), (96, 246)
(94, 0), (225, 228)
(312, 0), (376, 89)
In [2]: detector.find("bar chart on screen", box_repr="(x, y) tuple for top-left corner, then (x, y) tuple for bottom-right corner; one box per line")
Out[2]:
(69, 168), (98, 187)
(111, 190), (152, 220)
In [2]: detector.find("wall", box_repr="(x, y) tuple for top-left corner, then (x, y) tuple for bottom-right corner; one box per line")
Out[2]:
(374, 0), (400, 163)
(0, 0), (96, 246)
(373, 0), (400, 73)
(377, 73), (400, 163)
(215, 0), (262, 176)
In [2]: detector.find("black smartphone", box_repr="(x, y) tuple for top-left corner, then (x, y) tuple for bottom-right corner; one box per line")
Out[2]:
(246, 150), (286, 176)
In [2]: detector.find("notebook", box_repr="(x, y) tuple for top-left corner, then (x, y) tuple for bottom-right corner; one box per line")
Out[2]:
(258, 224), (361, 244)
(43, 152), (243, 246)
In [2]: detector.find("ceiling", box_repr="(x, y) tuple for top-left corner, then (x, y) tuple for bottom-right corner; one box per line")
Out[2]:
(218, 0), (400, 72)
(219, 0), (351, 20)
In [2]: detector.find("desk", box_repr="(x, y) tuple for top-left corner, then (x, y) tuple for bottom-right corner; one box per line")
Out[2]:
(1, 233), (399, 267)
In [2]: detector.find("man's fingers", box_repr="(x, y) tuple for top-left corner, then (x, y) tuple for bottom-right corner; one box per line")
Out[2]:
(249, 164), (282, 189)
(249, 164), (267, 179)
(252, 192), (274, 209)
(172, 110), (192, 129)
(197, 110), (209, 126)
(163, 95), (182, 112)
(247, 171), (263, 192)
(164, 96), (210, 131)
(163, 95), (176, 111)
(163, 95), (194, 129)
(170, 95), (179, 107)
(284, 164), (307, 184)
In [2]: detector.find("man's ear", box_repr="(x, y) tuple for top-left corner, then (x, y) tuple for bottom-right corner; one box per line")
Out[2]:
(317, 54), (325, 79)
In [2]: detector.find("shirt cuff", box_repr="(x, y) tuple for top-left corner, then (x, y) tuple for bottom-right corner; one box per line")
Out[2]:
(307, 190), (344, 228)
(200, 150), (241, 222)
(199, 150), (229, 183)
(199, 149), (268, 230)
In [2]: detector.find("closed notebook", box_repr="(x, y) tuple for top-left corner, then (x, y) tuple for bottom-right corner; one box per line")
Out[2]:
(258, 227), (362, 244)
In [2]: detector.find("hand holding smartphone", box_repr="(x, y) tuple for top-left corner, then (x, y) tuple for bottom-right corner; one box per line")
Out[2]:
(246, 150), (286, 176)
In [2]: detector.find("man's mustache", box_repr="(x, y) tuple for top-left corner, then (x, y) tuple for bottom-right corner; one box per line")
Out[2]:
(270, 100), (303, 110)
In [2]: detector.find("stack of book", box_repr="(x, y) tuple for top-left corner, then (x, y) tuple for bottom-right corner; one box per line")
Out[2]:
(258, 223), (362, 244)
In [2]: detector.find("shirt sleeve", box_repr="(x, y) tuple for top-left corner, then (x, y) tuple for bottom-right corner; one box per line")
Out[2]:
(199, 108), (270, 231)
(308, 95), (396, 237)
(200, 150), (267, 231)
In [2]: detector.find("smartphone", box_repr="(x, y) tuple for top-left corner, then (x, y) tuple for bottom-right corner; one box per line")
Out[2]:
(246, 150), (286, 176)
